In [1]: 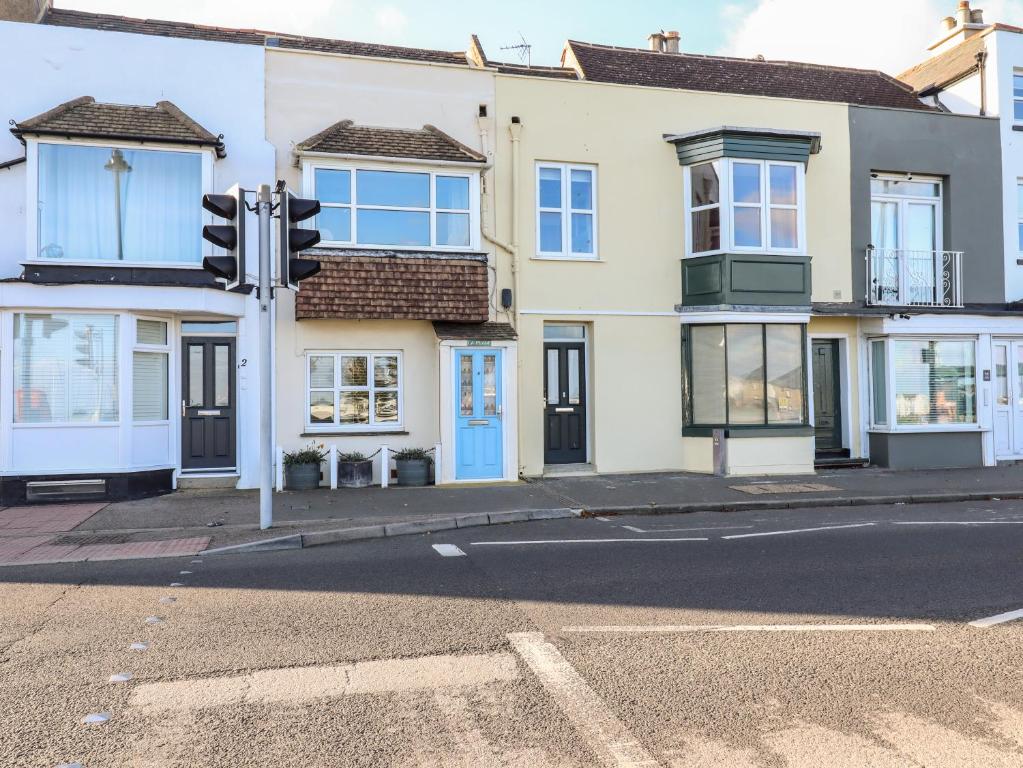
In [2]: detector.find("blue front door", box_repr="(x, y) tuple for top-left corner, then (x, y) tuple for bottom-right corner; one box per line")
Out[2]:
(454, 348), (503, 480)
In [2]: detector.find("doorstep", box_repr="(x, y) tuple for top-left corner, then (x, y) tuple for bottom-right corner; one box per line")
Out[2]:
(543, 463), (596, 478)
(177, 473), (239, 491)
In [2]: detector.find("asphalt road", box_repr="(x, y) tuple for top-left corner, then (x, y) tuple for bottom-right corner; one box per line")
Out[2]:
(3, 500), (1023, 767)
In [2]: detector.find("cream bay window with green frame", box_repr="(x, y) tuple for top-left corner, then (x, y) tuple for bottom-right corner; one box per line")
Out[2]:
(306, 352), (402, 432)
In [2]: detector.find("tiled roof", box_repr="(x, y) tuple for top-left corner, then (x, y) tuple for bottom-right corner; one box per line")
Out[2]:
(295, 120), (486, 163)
(897, 33), (986, 93)
(12, 96), (225, 155)
(42, 8), (469, 65)
(493, 62), (580, 79)
(566, 41), (933, 110)
(433, 321), (517, 340)
(296, 251), (489, 322)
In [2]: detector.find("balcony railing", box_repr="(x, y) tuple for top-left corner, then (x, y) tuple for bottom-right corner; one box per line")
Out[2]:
(865, 247), (963, 308)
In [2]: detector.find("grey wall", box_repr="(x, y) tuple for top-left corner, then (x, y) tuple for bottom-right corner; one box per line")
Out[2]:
(868, 431), (983, 470)
(848, 106), (1004, 305)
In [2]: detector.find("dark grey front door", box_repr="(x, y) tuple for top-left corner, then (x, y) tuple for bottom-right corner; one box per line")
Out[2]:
(812, 340), (842, 453)
(181, 337), (236, 471)
(544, 342), (587, 464)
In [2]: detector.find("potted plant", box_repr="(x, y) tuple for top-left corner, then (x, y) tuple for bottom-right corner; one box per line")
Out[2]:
(338, 451), (373, 489)
(392, 447), (433, 487)
(283, 443), (327, 491)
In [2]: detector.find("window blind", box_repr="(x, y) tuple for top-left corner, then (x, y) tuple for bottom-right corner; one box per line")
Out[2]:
(892, 339), (975, 426)
(133, 351), (168, 420)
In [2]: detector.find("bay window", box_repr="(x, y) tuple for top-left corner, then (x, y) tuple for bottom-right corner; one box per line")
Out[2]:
(682, 323), (806, 428)
(307, 352), (402, 431)
(36, 143), (204, 264)
(536, 162), (597, 258)
(685, 159), (804, 256)
(133, 319), (170, 422)
(311, 165), (476, 249)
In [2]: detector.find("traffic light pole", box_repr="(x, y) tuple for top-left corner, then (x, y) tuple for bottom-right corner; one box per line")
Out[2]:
(257, 184), (274, 530)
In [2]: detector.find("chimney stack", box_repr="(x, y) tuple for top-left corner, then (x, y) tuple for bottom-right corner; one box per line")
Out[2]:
(648, 31), (666, 52)
(929, 1), (987, 54)
(0, 0), (49, 22)
(664, 30), (680, 54)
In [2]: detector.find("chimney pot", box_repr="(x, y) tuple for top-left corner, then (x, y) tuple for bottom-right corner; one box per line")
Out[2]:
(956, 0), (972, 26)
(664, 30), (680, 54)
(971, 8), (984, 23)
(941, 15), (956, 30)
(648, 31), (666, 52)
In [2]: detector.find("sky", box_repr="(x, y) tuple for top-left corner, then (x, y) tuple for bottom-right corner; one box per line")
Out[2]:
(58, 0), (1023, 74)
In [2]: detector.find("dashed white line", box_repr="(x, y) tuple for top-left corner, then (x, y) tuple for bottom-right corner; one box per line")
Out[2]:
(595, 517), (612, 522)
(432, 544), (466, 557)
(622, 524), (754, 533)
(722, 522), (876, 539)
(893, 521), (1023, 526)
(968, 608), (1023, 628)
(470, 537), (709, 546)
(562, 623), (935, 633)
(508, 632), (658, 767)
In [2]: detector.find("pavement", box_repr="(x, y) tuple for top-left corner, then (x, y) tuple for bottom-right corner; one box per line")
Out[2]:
(3, 464), (1023, 564)
(3, 499), (1023, 766)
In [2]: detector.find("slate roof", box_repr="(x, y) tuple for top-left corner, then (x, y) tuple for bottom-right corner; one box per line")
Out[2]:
(295, 120), (486, 163)
(296, 251), (489, 322)
(12, 96), (225, 156)
(433, 322), (517, 340)
(897, 34), (987, 93)
(565, 41), (933, 110)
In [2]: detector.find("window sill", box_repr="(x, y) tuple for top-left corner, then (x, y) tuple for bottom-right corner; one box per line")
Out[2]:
(681, 425), (813, 438)
(301, 430), (409, 437)
(24, 260), (205, 270)
(314, 243), (478, 254)
(867, 425), (986, 434)
(531, 255), (603, 263)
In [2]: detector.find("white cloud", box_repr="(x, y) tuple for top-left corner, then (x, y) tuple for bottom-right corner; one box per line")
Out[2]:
(374, 6), (409, 40)
(720, 0), (1023, 75)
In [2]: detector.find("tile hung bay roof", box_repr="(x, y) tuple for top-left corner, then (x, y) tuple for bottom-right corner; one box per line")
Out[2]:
(295, 120), (486, 163)
(433, 321), (517, 341)
(566, 40), (933, 110)
(12, 96), (225, 156)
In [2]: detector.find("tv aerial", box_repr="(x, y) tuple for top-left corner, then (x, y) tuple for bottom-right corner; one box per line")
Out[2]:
(501, 32), (532, 67)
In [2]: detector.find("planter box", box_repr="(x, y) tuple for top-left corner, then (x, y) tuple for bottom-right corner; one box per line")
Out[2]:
(395, 458), (430, 487)
(338, 459), (373, 488)
(284, 462), (321, 491)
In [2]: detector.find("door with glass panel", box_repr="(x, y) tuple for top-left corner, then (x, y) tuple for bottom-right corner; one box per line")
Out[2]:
(543, 339), (587, 465)
(869, 177), (942, 305)
(993, 340), (1023, 458)
(181, 338), (235, 470)
(454, 349), (504, 480)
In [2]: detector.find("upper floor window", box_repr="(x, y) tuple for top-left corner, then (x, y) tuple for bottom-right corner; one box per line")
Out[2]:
(1016, 180), (1023, 252)
(1014, 73), (1023, 121)
(684, 159), (804, 257)
(35, 143), (204, 265)
(310, 165), (477, 250)
(535, 162), (597, 259)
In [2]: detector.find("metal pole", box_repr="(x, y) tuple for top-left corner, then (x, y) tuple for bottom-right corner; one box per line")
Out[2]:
(257, 184), (273, 529)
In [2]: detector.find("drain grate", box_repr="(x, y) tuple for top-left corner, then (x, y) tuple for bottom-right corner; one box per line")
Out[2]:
(51, 533), (134, 546)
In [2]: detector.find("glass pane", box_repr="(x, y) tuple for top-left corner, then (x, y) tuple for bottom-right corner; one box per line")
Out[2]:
(1017, 345), (1023, 408)
(374, 356), (399, 388)
(483, 354), (497, 416)
(732, 162), (761, 203)
(136, 319), (167, 346)
(995, 345), (1009, 406)
(435, 176), (469, 210)
(765, 325), (803, 424)
(187, 345), (204, 407)
(770, 209), (798, 249)
(214, 345), (230, 407)
(570, 169), (593, 210)
(691, 208), (720, 252)
(356, 209), (430, 246)
(769, 165), (797, 205)
(1018, 223), (1023, 253)
(546, 349), (559, 405)
(309, 356), (334, 389)
(690, 163), (719, 207)
(871, 340), (887, 424)
(356, 170), (429, 207)
(539, 211), (562, 252)
(181, 321), (236, 334)
(871, 201), (899, 249)
(437, 212), (470, 247)
(1015, 74), (1023, 97)
(893, 339), (976, 425)
(318, 207), (351, 242)
(571, 213), (594, 254)
(567, 349), (580, 405)
(1017, 182), (1023, 220)
(905, 203), (936, 251)
(339, 391), (370, 424)
(727, 325), (765, 425)
(881, 179), (940, 197)
(375, 391), (399, 423)
(37, 144), (202, 264)
(1015, 100), (1023, 121)
(539, 166), (562, 209)
(132, 351), (168, 420)
(544, 325), (585, 340)
(460, 355), (474, 416)
(341, 356), (368, 387)
(315, 169), (351, 204)
(733, 207), (762, 248)
(690, 325), (726, 424)
(309, 391), (334, 424)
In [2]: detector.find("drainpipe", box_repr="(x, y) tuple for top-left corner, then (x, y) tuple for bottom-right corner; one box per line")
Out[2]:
(508, 116), (523, 332)
(976, 50), (988, 116)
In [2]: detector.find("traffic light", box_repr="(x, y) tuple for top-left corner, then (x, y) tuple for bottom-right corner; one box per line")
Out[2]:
(201, 184), (246, 290)
(278, 189), (322, 289)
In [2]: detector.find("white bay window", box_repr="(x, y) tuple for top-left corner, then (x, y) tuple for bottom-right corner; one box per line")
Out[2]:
(133, 319), (170, 422)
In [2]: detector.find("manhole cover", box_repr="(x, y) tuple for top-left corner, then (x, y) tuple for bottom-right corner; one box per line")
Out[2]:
(51, 534), (133, 546)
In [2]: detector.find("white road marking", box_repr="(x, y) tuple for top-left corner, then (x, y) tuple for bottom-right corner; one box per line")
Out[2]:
(595, 517), (612, 522)
(562, 624), (935, 633)
(81, 712), (110, 725)
(130, 642), (148, 651)
(620, 525), (645, 533)
(179, 570), (192, 575)
(169, 582), (184, 587)
(722, 522), (875, 539)
(622, 524), (754, 533)
(968, 608), (1023, 628)
(432, 544), (467, 557)
(109, 672), (132, 683)
(894, 521), (1023, 526)
(507, 632), (658, 768)
(144, 616), (164, 625)
(470, 537), (708, 546)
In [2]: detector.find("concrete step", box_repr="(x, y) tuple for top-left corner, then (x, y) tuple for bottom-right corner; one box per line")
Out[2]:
(177, 474), (239, 491)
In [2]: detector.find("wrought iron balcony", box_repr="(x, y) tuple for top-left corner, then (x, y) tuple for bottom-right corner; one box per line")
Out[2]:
(865, 247), (963, 308)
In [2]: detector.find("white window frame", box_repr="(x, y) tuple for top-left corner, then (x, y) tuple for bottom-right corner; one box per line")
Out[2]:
(535, 162), (599, 260)
(132, 316), (171, 425)
(869, 173), (943, 250)
(1016, 178), (1023, 253)
(867, 335), (979, 433)
(1013, 71), (1023, 123)
(304, 350), (404, 433)
(302, 160), (480, 252)
(683, 158), (806, 258)
(26, 137), (215, 269)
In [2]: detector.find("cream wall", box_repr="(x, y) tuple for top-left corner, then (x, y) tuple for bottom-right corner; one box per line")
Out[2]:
(808, 315), (863, 459)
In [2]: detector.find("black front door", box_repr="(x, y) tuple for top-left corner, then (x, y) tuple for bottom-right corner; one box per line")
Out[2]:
(181, 337), (236, 471)
(812, 340), (842, 453)
(544, 342), (587, 464)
